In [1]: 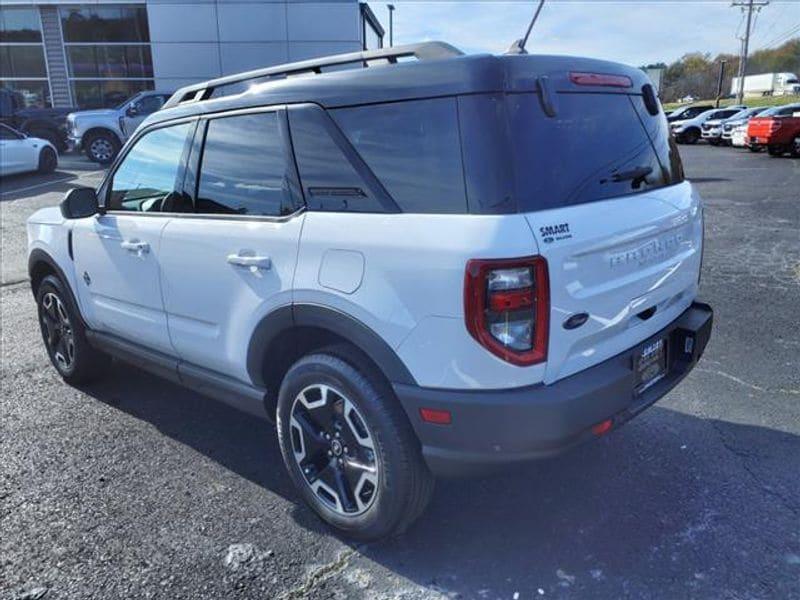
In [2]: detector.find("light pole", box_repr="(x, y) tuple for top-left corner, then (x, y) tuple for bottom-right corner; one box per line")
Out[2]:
(387, 4), (395, 47)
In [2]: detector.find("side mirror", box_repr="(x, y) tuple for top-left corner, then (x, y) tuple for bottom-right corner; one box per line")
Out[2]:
(60, 187), (99, 219)
(126, 105), (139, 117)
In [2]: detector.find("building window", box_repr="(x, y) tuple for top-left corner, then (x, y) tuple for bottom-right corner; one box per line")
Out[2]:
(0, 8), (50, 108)
(59, 5), (153, 108)
(60, 5), (149, 43)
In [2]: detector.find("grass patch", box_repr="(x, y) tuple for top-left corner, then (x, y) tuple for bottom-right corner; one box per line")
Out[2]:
(663, 95), (800, 111)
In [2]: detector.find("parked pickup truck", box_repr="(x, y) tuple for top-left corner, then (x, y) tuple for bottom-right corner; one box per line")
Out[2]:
(746, 102), (800, 156)
(0, 88), (74, 152)
(66, 90), (172, 164)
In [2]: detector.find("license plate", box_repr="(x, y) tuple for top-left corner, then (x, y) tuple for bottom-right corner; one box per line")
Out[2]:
(634, 338), (667, 392)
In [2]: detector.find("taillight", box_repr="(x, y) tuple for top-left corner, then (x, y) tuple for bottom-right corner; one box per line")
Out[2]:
(569, 72), (633, 88)
(464, 256), (549, 366)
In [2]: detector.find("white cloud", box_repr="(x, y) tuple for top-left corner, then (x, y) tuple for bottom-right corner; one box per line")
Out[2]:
(369, 1), (800, 66)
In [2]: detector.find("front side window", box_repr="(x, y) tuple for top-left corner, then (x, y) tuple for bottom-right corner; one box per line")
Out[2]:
(332, 98), (468, 214)
(196, 112), (297, 217)
(108, 122), (193, 212)
(0, 124), (22, 140)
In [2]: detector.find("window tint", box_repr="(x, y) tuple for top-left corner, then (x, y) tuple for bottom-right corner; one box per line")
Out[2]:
(289, 108), (385, 213)
(509, 92), (683, 212)
(332, 98), (467, 214)
(109, 122), (192, 212)
(196, 112), (297, 217)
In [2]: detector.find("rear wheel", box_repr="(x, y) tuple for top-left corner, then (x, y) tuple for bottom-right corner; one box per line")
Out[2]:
(84, 132), (120, 164)
(36, 275), (110, 385)
(748, 144), (761, 153)
(277, 350), (433, 541)
(37, 146), (57, 173)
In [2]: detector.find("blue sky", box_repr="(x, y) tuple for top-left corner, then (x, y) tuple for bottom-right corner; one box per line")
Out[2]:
(367, 1), (800, 66)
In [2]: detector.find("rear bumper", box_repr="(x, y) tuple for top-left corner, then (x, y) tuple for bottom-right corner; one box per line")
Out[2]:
(394, 302), (712, 477)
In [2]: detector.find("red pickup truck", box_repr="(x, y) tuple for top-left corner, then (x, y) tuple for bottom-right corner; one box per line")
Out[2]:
(747, 102), (800, 157)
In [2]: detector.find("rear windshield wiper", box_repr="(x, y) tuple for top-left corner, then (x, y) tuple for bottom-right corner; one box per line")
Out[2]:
(611, 166), (653, 183)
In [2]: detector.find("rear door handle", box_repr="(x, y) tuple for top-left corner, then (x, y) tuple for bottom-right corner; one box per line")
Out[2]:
(227, 254), (272, 270)
(120, 240), (150, 254)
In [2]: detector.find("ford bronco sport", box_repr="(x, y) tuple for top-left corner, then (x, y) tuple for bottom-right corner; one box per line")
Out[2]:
(27, 42), (713, 541)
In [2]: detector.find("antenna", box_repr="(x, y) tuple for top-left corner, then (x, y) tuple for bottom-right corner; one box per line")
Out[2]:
(507, 0), (546, 55)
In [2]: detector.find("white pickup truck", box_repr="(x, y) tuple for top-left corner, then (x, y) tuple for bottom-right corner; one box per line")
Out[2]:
(66, 90), (172, 164)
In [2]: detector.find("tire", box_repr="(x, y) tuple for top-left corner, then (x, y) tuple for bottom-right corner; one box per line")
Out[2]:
(683, 129), (701, 145)
(276, 348), (434, 541)
(748, 145), (761, 153)
(36, 274), (111, 385)
(84, 132), (120, 164)
(37, 146), (57, 174)
(767, 145), (785, 157)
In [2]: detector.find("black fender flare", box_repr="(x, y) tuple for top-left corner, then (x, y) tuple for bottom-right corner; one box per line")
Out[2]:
(246, 304), (417, 388)
(28, 248), (88, 329)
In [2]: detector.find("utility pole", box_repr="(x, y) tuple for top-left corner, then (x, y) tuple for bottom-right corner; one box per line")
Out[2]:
(732, 0), (769, 104)
(716, 60), (727, 107)
(387, 4), (395, 47)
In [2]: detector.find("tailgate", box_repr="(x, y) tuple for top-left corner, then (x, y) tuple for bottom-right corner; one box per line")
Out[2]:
(526, 183), (702, 384)
(504, 72), (701, 384)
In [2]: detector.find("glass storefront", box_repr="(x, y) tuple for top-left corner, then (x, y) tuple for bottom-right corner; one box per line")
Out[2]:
(0, 7), (51, 108)
(60, 5), (154, 108)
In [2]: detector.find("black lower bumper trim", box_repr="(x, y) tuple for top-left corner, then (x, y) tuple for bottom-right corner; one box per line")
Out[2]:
(394, 302), (713, 477)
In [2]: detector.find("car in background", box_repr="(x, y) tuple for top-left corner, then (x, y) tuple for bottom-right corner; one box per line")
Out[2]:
(721, 107), (770, 145)
(66, 90), (172, 164)
(671, 107), (745, 144)
(746, 102), (800, 156)
(701, 108), (751, 145)
(731, 122), (749, 147)
(666, 104), (715, 123)
(0, 123), (58, 176)
(0, 88), (74, 152)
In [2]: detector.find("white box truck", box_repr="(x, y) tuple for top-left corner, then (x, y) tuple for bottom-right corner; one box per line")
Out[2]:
(731, 72), (800, 97)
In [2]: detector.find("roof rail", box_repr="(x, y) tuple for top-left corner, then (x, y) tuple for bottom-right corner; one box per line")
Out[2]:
(163, 41), (463, 110)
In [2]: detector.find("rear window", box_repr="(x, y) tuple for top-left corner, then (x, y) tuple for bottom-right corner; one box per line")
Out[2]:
(332, 98), (467, 214)
(508, 92), (684, 212)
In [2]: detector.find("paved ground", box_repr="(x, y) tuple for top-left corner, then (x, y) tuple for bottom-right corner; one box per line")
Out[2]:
(2, 147), (799, 600)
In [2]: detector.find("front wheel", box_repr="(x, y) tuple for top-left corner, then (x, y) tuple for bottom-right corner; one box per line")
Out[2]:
(36, 275), (110, 385)
(683, 129), (701, 145)
(277, 350), (433, 541)
(37, 146), (57, 173)
(767, 145), (785, 157)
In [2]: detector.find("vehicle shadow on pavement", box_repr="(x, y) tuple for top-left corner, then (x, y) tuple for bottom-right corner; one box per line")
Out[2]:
(81, 361), (800, 597)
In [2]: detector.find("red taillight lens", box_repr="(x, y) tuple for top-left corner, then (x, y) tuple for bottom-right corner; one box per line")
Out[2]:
(569, 72), (633, 88)
(464, 256), (549, 366)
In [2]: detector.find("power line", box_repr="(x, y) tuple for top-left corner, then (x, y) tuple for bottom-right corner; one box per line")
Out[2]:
(757, 23), (800, 50)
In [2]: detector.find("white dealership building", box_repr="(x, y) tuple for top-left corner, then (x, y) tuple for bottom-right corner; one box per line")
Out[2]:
(0, 0), (384, 109)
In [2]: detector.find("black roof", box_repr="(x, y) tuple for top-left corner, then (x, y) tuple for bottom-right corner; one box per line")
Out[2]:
(145, 42), (651, 128)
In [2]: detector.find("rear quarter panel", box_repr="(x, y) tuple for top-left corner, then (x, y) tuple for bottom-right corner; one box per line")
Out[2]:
(294, 212), (547, 389)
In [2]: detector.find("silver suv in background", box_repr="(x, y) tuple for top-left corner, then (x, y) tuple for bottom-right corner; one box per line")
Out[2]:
(720, 107), (769, 145)
(66, 90), (172, 164)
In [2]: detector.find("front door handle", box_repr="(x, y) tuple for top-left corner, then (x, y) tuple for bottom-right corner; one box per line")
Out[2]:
(227, 254), (272, 270)
(120, 240), (150, 254)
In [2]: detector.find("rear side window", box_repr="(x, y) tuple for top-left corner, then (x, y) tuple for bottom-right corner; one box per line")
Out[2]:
(196, 112), (296, 217)
(508, 93), (684, 212)
(332, 98), (468, 214)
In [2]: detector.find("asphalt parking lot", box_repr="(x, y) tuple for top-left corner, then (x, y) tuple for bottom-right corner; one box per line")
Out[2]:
(2, 146), (799, 600)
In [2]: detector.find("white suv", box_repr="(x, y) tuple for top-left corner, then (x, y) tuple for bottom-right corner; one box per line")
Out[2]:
(27, 43), (713, 540)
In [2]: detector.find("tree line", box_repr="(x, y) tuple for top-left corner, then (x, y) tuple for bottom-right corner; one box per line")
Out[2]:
(643, 38), (800, 102)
